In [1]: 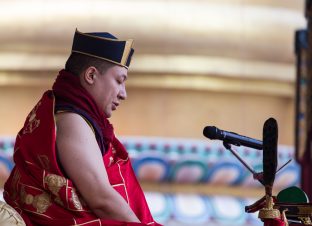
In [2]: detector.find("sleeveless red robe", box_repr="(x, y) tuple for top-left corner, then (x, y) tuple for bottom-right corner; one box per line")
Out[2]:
(4, 91), (161, 226)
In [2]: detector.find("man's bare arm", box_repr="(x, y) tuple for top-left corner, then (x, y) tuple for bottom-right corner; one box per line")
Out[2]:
(55, 113), (140, 222)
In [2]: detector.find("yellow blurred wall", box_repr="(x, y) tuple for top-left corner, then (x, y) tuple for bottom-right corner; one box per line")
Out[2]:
(0, 82), (294, 145)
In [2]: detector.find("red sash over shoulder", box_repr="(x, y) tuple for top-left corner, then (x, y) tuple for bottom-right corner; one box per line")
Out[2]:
(4, 86), (161, 225)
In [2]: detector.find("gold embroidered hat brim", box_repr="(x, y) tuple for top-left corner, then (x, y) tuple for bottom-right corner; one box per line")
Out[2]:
(71, 29), (134, 69)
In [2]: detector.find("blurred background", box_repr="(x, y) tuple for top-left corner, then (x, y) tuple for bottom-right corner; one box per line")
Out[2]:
(0, 0), (306, 225)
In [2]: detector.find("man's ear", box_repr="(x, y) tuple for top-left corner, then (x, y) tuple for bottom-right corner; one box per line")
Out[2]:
(83, 67), (97, 85)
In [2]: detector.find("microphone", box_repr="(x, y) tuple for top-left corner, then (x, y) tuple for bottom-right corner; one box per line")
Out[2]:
(203, 126), (263, 150)
(262, 118), (278, 195)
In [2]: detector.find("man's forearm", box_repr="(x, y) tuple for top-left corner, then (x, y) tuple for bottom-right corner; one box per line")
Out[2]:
(90, 187), (141, 223)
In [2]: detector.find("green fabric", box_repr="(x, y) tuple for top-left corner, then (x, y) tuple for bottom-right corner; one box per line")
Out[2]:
(277, 186), (309, 203)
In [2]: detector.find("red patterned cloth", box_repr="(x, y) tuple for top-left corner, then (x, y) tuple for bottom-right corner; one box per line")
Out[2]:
(263, 219), (287, 226)
(4, 70), (161, 226)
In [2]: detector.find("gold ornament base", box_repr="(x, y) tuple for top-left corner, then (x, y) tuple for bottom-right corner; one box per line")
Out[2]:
(258, 195), (281, 220)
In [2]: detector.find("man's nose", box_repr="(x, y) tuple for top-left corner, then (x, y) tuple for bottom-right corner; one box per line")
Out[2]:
(119, 86), (127, 100)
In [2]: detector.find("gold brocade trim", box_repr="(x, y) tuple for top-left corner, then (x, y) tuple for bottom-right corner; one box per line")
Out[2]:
(65, 185), (88, 212)
(71, 188), (83, 210)
(23, 101), (41, 134)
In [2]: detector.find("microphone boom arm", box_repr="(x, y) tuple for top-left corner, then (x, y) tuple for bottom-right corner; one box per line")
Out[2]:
(222, 141), (292, 185)
(223, 141), (265, 185)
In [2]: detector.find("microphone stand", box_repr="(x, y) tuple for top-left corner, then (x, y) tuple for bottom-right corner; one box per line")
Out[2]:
(223, 141), (264, 185)
(222, 141), (291, 186)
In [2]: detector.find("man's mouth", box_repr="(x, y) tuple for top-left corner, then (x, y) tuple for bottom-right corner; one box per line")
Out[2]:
(112, 102), (119, 110)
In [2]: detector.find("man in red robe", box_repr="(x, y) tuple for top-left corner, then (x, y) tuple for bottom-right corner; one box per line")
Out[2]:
(3, 29), (162, 226)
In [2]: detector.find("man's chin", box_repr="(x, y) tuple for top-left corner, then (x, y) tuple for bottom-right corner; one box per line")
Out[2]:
(104, 111), (112, 118)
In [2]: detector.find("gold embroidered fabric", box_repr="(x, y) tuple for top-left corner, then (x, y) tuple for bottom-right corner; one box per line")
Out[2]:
(23, 101), (41, 135)
(71, 188), (83, 210)
(44, 174), (66, 196)
(20, 186), (52, 214)
(0, 201), (26, 226)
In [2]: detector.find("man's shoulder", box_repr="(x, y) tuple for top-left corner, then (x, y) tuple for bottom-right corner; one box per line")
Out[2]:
(55, 112), (87, 128)
(55, 112), (95, 138)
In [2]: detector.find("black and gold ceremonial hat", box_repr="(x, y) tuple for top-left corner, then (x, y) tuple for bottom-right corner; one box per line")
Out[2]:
(71, 29), (134, 69)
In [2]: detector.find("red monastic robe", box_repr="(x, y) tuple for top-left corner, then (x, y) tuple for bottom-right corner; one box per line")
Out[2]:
(4, 91), (161, 226)
(263, 219), (286, 226)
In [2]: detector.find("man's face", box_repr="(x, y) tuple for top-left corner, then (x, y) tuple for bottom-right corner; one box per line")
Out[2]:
(91, 65), (128, 118)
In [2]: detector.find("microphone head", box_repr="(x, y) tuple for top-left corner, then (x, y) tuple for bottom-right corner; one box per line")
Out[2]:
(203, 126), (219, 139)
(262, 117), (278, 194)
